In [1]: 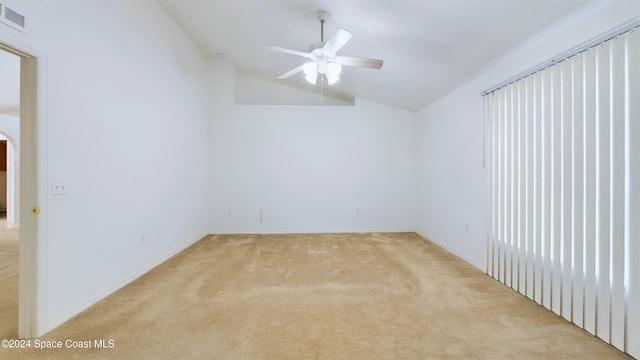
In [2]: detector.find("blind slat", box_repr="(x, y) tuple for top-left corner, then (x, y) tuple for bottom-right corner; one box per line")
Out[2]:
(609, 33), (626, 351)
(542, 68), (553, 309)
(583, 48), (597, 336)
(595, 42), (611, 343)
(570, 55), (585, 328)
(505, 87), (513, 287)
(533, 73), (543, 304)
(525, 76), (535, 300)
(518, 80), (527, 295)
(492, 94), (501, 279)
(485, 93), (493, 275)
(551, 64), (563, 315)
(499, 90), (506, 282)
(560, 59), (573, 321)
(625, 29), (640, 359)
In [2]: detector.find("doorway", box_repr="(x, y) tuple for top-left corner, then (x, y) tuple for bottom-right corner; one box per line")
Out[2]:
(0, 40), (42, 339)
(0, 48), (20, 339)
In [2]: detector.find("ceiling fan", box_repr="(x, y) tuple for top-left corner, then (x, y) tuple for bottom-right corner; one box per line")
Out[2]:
(265, 10), (383, 87)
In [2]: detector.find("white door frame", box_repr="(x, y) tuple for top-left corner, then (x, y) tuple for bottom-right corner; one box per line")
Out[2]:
(0, 39), (48, 338)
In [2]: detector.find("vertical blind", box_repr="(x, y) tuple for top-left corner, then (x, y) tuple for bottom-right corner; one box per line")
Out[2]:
(484, 25), (639, 357)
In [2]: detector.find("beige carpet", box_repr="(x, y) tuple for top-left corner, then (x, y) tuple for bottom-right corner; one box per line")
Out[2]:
(0, 233), (632, 359)
(0, 218), (19, 340)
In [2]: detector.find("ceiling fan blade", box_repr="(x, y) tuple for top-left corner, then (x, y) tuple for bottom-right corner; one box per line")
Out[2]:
(277, 65), (305, 79)
(265, 46), (312, 59)
(335, 56), (384, 69)
(322, 28), (352, 54)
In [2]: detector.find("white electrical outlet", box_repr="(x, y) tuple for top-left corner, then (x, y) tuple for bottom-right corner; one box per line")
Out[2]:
(51, 181), (68, 195)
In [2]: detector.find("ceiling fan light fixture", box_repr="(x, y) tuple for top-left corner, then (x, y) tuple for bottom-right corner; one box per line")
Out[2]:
(303, 62), (318, 84)
(326, 73), (339, 85)
(328, 61), (342, 76)
(325, 61), (341, 85)
(305, 74), (317, 85)
(303, 62), (317, 77)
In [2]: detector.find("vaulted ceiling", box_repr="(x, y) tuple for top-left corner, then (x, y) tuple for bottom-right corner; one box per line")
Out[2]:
(0, 1), (597, 113)
(160, 0), (594, 111)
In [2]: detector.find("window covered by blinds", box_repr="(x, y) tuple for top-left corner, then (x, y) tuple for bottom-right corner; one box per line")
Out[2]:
(484, 25), (639, 357)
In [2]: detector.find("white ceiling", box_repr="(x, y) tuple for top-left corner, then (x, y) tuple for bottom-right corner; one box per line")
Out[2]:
(160, 0), (593, 111)
(0, 1), (596, 113)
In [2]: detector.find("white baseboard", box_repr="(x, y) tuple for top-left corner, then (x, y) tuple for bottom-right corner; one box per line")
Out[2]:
(47, 232), (208, 332)
(415, 231), (485, 271)
(209, 228), (485, 271)
(209, 227), (414, 235)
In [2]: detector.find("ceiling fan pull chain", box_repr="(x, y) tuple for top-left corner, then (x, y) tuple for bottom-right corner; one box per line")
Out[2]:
(321, 75), (325, 103)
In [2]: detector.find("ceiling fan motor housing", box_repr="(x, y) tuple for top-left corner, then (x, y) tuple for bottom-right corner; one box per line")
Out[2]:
(310, 40), (341, 74)
(309, 42), (325, 53)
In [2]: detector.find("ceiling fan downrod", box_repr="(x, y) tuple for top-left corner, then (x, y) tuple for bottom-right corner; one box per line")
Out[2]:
(318, 10), (327, 43)
(318, 10), (328, 102)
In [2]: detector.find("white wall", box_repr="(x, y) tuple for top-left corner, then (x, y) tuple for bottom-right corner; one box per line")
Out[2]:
(209, 61), (416, 233)
(415, 83), (485, 268)
(0, 0), (211, 333)
(234, 72), (354, 106)
(415, 0), (640, 271)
